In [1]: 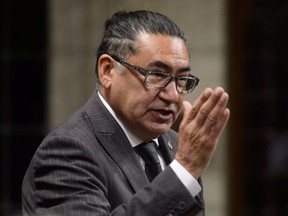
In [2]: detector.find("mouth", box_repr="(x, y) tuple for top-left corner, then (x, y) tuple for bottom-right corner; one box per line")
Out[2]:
(157, 109), (175, 116)
(150, 109), (176, 122)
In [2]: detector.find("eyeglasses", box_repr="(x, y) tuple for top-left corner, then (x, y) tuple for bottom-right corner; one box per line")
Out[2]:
(112, 56), (199, 93)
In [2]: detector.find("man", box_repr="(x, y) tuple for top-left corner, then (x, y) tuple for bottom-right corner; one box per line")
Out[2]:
(22, 10), (230, 216)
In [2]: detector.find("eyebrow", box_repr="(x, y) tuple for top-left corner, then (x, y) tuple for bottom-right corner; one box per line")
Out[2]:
(147, 60), (191, 73)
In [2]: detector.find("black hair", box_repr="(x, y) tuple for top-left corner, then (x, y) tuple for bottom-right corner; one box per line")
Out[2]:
(95, 10), (187, 84)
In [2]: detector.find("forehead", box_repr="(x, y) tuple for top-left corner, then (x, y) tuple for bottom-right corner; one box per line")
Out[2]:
(133, 33), (190, 64)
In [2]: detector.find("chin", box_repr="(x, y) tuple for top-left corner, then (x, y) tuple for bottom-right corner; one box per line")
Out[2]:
(149, 123), (171, 136)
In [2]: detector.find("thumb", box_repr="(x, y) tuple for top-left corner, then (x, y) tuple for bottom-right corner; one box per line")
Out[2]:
(181, 101), (193, 124)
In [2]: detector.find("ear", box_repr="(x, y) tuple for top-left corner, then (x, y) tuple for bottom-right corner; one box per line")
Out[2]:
(98, 54), (116, 88)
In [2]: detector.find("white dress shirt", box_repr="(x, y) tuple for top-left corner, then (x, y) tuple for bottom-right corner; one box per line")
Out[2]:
(98, 92), (201, 197)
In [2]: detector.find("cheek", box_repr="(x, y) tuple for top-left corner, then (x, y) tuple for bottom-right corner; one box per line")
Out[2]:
(112, 88), (150, 119)
(126, 96), (149, 117)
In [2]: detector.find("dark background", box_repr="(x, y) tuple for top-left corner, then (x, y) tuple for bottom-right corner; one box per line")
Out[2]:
(1, 0), (288, 215)
(1, 1), (47, 215)
(228, 0), (288, 215)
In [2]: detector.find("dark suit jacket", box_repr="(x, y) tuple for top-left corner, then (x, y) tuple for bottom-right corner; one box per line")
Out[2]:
(22, 91), (204, 216)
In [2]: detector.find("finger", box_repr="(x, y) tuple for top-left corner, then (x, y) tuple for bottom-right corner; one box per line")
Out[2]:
(203, 91), (229, 128)
(185, 88), (213, 122)
(179, 101), (192, 129)
(182, 101), (192, 123)
(207, 108), (230, 144)
(195, 87), (225, 126)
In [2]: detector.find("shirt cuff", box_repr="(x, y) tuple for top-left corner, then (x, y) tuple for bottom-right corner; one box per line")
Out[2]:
(169, 159), (201, 197)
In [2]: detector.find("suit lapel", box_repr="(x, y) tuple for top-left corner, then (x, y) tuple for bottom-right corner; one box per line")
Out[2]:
(96, 129), (150, 191)
(84, 91), (149, 192)
(158, 132), (178, 166)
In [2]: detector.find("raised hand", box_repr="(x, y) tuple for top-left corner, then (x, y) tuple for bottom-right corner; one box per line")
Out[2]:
(175, 87), (230, 179)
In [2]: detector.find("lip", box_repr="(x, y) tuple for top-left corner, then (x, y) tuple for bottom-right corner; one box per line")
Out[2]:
(150, 109), (176, 122)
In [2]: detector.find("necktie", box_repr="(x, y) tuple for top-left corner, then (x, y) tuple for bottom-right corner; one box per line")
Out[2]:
(135, 141), (162, 182)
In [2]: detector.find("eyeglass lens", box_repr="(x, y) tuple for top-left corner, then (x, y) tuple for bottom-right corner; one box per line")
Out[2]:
(145, 72), (197, 93)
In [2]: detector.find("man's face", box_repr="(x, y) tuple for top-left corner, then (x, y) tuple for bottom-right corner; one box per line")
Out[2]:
(104, 34), (190, 141)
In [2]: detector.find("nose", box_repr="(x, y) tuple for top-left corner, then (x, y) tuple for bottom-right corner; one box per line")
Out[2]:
(158, 80), (180, 103)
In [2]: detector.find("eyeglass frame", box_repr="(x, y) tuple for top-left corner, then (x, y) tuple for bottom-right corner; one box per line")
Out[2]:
(111, 55), (199, 93)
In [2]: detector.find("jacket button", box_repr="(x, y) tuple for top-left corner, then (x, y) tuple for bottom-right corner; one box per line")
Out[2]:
(178, 201), (186, 209)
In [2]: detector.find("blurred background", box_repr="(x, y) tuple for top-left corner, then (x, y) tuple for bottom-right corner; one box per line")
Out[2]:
(1, 0), (287, 215)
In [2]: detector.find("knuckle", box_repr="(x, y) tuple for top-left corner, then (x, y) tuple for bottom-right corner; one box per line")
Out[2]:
(191, 106), (198, 116)
(198, 108), (209, 122)
(207, 113), (218, 124)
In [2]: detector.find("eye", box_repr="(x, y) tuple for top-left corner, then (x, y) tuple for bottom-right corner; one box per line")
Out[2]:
(145, 71), (170, 86)
(150, 71), (169, 78)
(177, 77), (189, 88)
